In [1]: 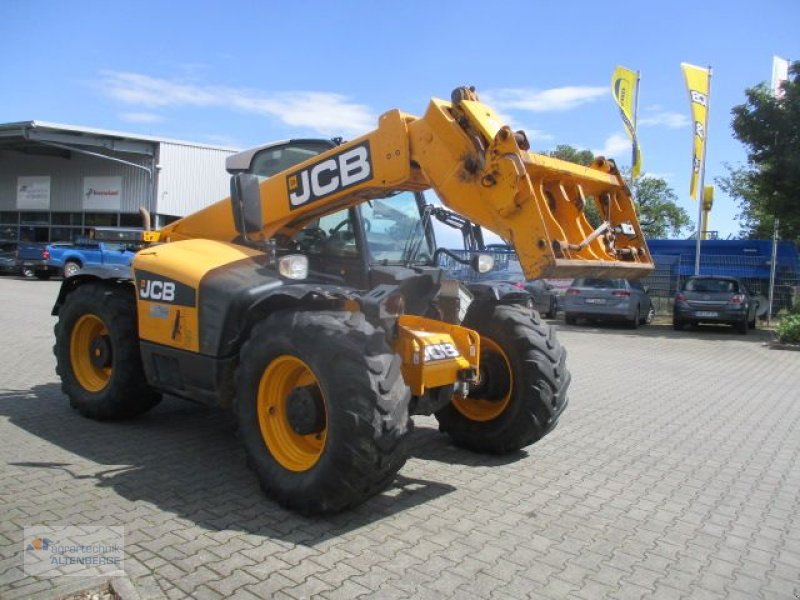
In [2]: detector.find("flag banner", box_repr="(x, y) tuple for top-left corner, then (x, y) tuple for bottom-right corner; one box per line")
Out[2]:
(681, 63), (710, 200)
(611, 66), (642, 178)
(772, 56), (790, 98)
(702, 185), (714, 211)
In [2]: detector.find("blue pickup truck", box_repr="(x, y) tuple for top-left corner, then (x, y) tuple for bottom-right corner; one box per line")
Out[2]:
(16, 242), (58, 279)
(46, 240), (136, 278)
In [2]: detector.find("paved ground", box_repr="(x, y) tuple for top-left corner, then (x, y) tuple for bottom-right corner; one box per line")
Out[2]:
(1, 276), (799, 599)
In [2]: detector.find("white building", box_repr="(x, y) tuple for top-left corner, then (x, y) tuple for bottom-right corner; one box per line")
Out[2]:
(0, 121), (238, 242)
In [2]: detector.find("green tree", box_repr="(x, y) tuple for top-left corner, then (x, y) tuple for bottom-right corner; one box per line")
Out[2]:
(719, 61), (800, 242)
(543, 145), (690, 239)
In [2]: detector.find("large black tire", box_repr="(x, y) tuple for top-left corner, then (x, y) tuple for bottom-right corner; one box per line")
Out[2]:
(53, 281), (161, 419)
(435, 302), (570, 454)
(235, 310), (411, 514)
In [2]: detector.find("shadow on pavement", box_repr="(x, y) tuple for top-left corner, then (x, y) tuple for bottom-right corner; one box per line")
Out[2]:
(556, 321), (776, 343)
(0, 383), (513, 546)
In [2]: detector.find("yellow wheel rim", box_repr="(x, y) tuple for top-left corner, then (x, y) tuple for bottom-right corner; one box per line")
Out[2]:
(452, 337), (513, 422)
(70, 314), (112, 392)
(257, 355), (327, 472)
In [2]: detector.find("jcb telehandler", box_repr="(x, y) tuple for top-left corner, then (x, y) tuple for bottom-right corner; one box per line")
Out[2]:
(52, 87), (652, 514)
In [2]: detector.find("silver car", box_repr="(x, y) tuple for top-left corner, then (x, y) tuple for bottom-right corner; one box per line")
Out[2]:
(563, 278), (655, 328)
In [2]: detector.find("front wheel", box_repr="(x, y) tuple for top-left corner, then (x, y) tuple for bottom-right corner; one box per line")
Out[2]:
(235, 310), (411, 514)
(53, 281), (161, 419)
(435, 303), (570, 454)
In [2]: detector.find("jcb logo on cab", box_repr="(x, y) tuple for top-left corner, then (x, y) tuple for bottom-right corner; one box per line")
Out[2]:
(287, 142), (372, 209)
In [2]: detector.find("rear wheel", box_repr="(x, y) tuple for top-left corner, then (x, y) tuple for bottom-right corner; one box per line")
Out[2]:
(565, 314), (577, 325)
(64, 261), (81, 278)
(546, 298), (557, 319)
(628, 305), (641, 329)
(673, 318), (684, 331)
(641, 303), (655, 325)
(435, 303), (570, 454)
(235, 310), (411, 514)
(736, 317), (748, 335)
(22, 266), (35, 278)
(53, 281), (161, 419)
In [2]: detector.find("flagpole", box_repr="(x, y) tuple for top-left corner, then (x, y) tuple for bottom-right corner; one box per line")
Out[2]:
(694, 66), (712, 276)
(633, 70), (641, 178)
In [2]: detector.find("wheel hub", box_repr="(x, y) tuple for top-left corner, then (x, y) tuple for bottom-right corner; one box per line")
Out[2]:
(89, 335), (112, 368)
(472, 353), (510, 402)
(285, 385), (326, 436)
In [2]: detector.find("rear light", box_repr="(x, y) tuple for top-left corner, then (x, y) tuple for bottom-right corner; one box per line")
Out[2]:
(42, 249), (50, 260)
(513, 282), (524, 289)
(675, 293), (687, 302)
(566, 288), (580, 296)
(730, 294), (744, 305)
(611, 290), (631, 297)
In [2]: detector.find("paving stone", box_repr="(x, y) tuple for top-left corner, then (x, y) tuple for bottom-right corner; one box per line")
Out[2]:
(1, 279), (798, 600)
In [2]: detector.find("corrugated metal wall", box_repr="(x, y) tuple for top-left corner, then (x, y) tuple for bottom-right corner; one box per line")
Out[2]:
(156, 143), (235, 217)
(0, 149), (153, 213)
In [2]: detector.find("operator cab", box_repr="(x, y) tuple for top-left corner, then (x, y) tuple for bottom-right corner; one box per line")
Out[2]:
(227, 139), (435, 290)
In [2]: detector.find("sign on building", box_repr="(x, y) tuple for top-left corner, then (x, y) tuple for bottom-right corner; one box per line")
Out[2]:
(17, 176), (51, 210)
(83, 176), (122, 211)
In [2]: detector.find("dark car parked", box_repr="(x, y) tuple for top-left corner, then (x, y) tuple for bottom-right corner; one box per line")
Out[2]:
(563, 278), (655, 328)
(0, 241), (20, 275)
(673, 275), (759, 334)
(464, 269), (559, 318)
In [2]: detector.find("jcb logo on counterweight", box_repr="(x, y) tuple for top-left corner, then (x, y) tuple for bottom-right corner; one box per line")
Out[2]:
(135, 270), (196, 307)
(139, 280), (175, 302)
(423, 343), (460, 362)
(287, 141), (372, 209)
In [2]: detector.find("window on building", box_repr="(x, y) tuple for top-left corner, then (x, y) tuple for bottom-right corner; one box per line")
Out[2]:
(20, 212), (50, 226)
(120, 213), (144, 227)
(85, 213), (118, 227)
(52, 212), (83, 226)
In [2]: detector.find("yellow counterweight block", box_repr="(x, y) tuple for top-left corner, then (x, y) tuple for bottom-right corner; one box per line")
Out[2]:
(133, 239), (264, 353)
(394, 315), (480, 396)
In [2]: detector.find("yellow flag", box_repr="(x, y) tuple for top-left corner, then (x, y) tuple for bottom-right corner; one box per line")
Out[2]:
(611, 66), (642, 178)
(681, 63), (711, 200)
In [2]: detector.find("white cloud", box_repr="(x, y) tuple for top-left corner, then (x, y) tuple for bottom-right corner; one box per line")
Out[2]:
(98, 71), (376, 136)
(483, 86), (607, 112)
(639, 111), (689, 128)
(593, 133), (633, 160)
(119, 112), (164, 124)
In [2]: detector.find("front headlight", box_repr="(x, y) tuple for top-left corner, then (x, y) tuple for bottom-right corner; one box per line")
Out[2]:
(473, 253), (495, 274)
(278, 254), (309, 280)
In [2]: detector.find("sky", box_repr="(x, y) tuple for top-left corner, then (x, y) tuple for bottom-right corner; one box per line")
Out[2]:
(2, 0), (798, 245)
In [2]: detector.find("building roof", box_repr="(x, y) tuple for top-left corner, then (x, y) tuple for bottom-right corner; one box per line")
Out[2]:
(0, 120), (240, 155)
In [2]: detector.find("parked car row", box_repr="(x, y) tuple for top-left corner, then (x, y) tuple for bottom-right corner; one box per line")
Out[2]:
(0, 240), (136, 279)
(458, 261), (760, 336)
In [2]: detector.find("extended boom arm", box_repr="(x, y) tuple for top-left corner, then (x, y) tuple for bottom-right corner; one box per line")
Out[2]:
(160, 87), (653, 280)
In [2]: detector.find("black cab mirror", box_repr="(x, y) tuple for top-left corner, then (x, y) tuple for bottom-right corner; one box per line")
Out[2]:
(230, 173), (263, 236)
